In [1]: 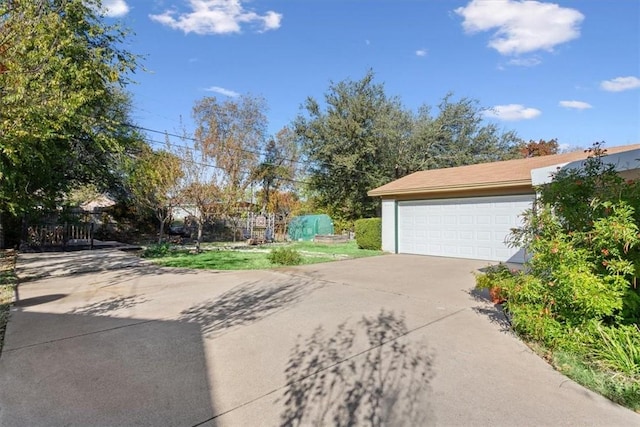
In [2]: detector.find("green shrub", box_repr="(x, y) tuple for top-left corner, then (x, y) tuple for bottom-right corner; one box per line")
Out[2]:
(354, 218), (381, 250)
(332, 218), (355, 235)
(268, 247), (303, 265)
(475, 264), (515, 290)
(497, 143), (640, 409)
(141, 242), (173, 258)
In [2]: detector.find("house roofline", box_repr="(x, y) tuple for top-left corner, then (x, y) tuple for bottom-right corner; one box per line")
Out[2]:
(367, 179), (532, 197)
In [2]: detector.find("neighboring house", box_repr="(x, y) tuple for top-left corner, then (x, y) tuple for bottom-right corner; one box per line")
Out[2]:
(368, 144), (640, 263)
(79, 194), (116, 212)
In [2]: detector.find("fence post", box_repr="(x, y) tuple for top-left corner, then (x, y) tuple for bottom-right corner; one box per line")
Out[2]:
(90, 222), (94, 250)
(63, 222), (68, 249)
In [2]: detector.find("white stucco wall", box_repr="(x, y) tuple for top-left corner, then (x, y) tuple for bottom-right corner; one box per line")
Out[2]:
(531, 149), (640, 186)
(381, 199), (396, 253)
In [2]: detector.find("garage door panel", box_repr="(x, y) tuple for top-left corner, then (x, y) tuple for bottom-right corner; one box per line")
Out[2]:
(459, 230), (473, 239)
(428, 230), (441, 239)
(495, 215), (510, 225)
(477, 231), (491, 241)
(398, 195), (533, 262)
(477, 215), (491, 224)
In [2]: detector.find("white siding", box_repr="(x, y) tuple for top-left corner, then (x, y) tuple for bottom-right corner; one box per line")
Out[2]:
(381, 199), (396, 252)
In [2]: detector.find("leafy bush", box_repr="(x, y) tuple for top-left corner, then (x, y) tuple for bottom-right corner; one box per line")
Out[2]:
(141, 242), (173, 258)
(475, 264), (515, 290)
(487, 143), (640, 407)
(268, 247), (303, 265)
(354, 218), (381, 250)
(332, 218), (355, 235)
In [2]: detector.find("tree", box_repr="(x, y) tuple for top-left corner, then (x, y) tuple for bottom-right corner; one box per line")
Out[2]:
(253, 126), (301, 212)
(182, 94), (268, 247)
(407, 94), (522, 170)
(295, 72), (522, 223)
(0, 0), (139, 247)
(295, 70), (411, 221)
(129, 146), (183, 243)
(519, 138), (560, 157)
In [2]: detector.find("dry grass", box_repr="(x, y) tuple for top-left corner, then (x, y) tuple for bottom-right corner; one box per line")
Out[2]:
(0, 250), (17, 356)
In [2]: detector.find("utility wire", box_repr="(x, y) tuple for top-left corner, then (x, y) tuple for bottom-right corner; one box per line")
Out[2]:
(142, 135), (310, 186)
(130, 123), (378, 181)
(100, 117), (382, 183)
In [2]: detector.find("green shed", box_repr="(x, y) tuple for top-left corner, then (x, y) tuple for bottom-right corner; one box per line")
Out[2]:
(288, 214), (334, 241)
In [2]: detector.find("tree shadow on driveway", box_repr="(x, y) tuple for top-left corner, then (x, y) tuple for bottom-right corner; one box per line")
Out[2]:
(70, 295), (149, 316)
(179, 276), (320, 338)
(278, 310), (434, 426)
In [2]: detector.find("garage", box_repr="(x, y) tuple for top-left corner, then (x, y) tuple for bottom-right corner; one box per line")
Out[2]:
(368, 145), (640, 263)
(397, 195), (533, 263)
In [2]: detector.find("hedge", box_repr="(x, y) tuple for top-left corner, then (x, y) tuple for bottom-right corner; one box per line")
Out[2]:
(355, 218), (382, 250)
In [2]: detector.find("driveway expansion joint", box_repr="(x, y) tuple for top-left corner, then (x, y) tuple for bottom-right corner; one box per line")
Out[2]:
(3, 319), (156, 353)
(194, 306), (469, 424)
(281, 271), (419, 300)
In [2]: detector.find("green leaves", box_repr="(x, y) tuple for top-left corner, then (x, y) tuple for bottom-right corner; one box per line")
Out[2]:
(0, 0), (140, 246)
(296, 72), (522, 221)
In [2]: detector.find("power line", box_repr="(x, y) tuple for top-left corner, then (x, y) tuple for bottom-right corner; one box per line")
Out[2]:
(141, 136), (310, 186)
(133, 123), (380, 182)
(131, 124), (309, 168)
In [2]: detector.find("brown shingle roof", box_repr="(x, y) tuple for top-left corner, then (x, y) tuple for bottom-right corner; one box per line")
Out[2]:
(368, 144), (640, 197)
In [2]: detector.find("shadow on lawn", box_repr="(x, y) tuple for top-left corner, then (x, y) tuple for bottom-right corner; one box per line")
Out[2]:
(179, 276), (320, 338)
(278, 310), (434, 426)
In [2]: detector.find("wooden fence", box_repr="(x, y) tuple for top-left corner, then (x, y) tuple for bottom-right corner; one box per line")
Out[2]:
(25, 223), (94, 249)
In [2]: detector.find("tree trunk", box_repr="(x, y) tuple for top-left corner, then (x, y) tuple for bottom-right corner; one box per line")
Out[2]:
(0, 210), (4, 250)
(196, 220), (203, 253)
(232, 219), (237, 243)
(158, 220), (165, 244)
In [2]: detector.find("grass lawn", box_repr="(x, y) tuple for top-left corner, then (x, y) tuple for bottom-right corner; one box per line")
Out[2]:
(144, 240), (383, 270)
(0, 250), (17, 356)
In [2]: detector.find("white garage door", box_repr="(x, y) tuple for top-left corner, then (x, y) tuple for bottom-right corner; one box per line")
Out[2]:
(398, 195), (533, 262)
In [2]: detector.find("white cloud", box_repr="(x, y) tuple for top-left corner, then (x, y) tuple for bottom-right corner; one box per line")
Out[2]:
(600, 76), (640, 92)
(149, 0), (282, 35)
(507, 56), (541, 67)
(204, 86), (239, 97)
(102, 0), (129, 17)
(559, 100), (592, 110)
(415, 48), (428, 57)
(455, 0), (584, 55)
(484, 104), (541, 121)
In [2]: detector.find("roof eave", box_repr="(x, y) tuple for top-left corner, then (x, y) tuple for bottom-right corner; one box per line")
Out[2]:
(367, 179), (532, 197)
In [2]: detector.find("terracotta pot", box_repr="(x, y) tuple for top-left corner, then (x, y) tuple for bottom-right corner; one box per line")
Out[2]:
(489, 286), (506, 304)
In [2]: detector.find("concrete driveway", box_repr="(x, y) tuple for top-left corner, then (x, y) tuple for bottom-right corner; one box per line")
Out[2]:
(1, 251), (638, 426)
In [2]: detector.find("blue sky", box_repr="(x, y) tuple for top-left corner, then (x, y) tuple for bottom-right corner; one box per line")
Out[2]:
(103, 0), (640, 151)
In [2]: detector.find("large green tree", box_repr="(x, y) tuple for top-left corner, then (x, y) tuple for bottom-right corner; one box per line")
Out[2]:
(295, 71), (411, 221)
(403, 94), (522, 171)
(0, 0), (139, 247)
(296, 72), (523, 222)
